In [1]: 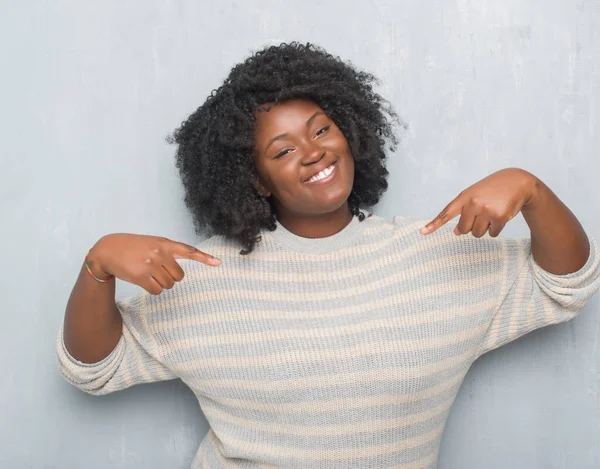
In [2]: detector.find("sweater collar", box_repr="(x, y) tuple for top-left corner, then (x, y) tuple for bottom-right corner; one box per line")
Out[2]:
(265, 210), (371, 254)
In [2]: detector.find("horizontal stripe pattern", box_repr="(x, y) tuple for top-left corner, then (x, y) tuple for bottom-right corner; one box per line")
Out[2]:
(56, 213), (600, 468)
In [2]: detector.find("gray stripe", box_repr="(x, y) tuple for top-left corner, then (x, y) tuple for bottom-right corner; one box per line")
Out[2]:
(200, 379), (461, 426)
(192, 361), (468, 404)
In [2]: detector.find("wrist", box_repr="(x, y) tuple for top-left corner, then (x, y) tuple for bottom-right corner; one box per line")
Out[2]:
(86, 239), (112, 279)
(520, 171), (544, 212)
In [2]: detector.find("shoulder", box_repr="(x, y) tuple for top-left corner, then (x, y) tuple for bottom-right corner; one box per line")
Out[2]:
(388, 214), (523, 269)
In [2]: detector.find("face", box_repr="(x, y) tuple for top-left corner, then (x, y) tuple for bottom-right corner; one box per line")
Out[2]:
(253, 99), (355, 221)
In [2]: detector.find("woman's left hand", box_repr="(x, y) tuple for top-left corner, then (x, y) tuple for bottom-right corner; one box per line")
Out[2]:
(420, 168), (538, 238)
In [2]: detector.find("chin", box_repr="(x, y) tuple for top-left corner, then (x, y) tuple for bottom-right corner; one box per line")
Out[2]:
(313, 192), (353, 215)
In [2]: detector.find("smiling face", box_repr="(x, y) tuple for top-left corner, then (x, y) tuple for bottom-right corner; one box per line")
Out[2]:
(253, 99), (355, 224)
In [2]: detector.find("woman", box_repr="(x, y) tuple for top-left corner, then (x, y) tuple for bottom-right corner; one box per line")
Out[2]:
(57, 42), (600, 469)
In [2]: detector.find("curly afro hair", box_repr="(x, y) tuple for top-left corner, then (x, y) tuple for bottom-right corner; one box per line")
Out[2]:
(169, 42), (400, 254)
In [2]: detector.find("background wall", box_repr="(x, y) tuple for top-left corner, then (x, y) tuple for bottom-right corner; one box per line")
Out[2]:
(2, 1), (599, 467)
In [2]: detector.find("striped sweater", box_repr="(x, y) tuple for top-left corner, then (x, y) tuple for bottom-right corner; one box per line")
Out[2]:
(57, 212), (600, 469)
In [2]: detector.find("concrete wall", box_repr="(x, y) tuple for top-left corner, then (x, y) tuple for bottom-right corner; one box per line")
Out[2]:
(1, 1), (599, 467)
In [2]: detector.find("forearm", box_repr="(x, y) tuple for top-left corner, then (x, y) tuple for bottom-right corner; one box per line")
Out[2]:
(63, 253), (123, 364)
(521, 175), (590, 275)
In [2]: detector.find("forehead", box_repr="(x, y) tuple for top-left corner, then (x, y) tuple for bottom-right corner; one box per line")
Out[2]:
(253, 99), (325, 136)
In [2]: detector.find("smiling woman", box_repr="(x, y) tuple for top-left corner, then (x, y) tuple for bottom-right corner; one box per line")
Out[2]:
(252, 99), (356, 238)
(57, 42), (600, 469)
(168, 42), (398, 254)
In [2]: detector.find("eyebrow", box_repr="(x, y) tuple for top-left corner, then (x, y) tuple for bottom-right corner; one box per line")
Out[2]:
(264, 111), (326, 152)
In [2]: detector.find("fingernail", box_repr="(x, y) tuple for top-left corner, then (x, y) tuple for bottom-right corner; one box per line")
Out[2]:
(454, 226), (460, 235)
(420, 226), (428, 234)
(211, 257), (221, 265)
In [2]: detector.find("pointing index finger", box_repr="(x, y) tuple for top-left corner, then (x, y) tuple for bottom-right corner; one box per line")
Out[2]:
(173, 242), (221, 266)
(420, 199), (462, 235)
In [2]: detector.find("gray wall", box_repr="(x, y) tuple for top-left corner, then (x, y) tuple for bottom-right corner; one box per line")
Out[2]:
(2, 1), (599, 467)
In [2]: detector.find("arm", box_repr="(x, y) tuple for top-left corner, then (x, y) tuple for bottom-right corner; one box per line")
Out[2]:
(419, 167), (599, 357)
(63, 248), (122, 364)
(421, 168), (590, 274)
(521, 175), (590, 275)
(58, 233), (220, 394)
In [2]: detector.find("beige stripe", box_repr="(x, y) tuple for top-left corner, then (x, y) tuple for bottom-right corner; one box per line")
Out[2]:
(186, 226), (475, 285)
(524, 285), (540, 338)
(151, 361), (174, 381)
(243, 440), (438, 469)
(211, 422), (442, 461)
(165, 263), (456, 309)
(113, 329), (138, 390)
(158, 293), (495, 341)
(154, 292), (482, 334)
(154, 293), (495, 336)
(122, 297), (175, 383)
(505, 241), (530, 346)
(153, 269), (499, 331)
(111, 303), (142, 389)
(206, 430), (235, 467)
(124, 327), (153, 385)
(389, 451), (438, 469)
(197, 447), (208, 469)
(255, 462), (277, 469)
(198, 366), (465, 413)
(175, 314), (487, 372)
(137, 290), (170, 381)
(186, 345), (473, 392)
(169, 303), (488, 356)
(205, 397), (450, 437)
(181, 249), (502, 305)
(254, 451), (438, 469)
(492, 242), (532, 350)
(534, 294), (571, 329)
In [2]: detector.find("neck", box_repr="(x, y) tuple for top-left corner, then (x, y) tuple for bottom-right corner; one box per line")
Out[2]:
(275, 203), (354, 238)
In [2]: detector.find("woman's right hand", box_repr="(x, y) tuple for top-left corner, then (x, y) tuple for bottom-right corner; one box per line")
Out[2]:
(86, 233), (221, 295)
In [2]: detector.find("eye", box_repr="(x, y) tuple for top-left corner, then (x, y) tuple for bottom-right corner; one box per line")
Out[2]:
(274, 148), (293, 159)
(315, 125), (330, 137)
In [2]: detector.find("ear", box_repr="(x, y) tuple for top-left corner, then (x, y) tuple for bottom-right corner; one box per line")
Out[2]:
(255, 179), (271, 198)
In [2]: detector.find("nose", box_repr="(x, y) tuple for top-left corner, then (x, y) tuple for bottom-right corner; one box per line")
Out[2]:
(301, 140), (325, 166)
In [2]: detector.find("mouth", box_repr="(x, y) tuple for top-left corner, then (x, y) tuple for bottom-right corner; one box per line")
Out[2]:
(304, 161), (338, 184)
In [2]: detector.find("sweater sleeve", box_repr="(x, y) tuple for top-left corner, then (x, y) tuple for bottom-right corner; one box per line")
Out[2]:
(476, 234), (600, 358)
(56, 291), (177, 395)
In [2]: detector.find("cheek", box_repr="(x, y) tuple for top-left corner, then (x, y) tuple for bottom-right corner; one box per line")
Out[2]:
(346, 149), (354, 166)
(345, 153), (355, 176)
(267, 163), (299, 197)
(336, 138), (354, 168)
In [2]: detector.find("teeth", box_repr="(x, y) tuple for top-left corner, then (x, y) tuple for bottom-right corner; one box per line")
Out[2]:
(307, 164), (334, 183)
